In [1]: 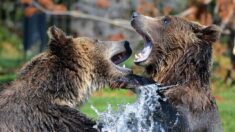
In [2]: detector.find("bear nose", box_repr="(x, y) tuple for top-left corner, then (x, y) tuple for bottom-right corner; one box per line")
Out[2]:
(132, 12), (139, 18)
(123, 41), (129, 47)
(123, 41), (130, 50)
(123, 41), (132, 55)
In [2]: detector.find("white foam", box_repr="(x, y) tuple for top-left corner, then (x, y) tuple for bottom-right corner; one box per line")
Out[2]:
(92, 84), (179, 132)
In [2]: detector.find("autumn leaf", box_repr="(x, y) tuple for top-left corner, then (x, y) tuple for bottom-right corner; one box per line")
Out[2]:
(96, 0), (110, 9)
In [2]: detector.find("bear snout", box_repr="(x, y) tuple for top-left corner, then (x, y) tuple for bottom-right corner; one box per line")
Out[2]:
(132, 12), (139, 19)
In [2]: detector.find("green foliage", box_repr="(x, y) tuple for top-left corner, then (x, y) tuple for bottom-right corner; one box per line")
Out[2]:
(0, 26), (22, 51)
(0, 58), (22, 69)
(0, 26), (23, 83)
(0, 73), (16, 84)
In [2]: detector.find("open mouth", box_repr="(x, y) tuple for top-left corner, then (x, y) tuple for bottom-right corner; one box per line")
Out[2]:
(111, 43), (132, 73)
(134, 31), (153, 63)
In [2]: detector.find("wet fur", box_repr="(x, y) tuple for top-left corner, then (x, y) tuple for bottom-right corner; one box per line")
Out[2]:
(0, 26), (130, 132)
(132, 15), (222, 131)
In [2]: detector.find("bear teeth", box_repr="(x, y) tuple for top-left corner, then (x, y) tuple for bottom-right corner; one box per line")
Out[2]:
(134, 53), (143, 60)
(134, 54), (139, 60)
(134, 44), (152, 63)
(122, 64), (126, 68)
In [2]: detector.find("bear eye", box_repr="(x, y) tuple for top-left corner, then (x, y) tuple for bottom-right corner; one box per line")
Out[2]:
(95, 39), (103, 45)
(162, 17), (170, 25)
(95, 39), (100, 43)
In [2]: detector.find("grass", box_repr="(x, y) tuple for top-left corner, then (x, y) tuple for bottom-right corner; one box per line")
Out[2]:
(0, 73), (16, 84)
(80, 88), (136, 119)
(214, 89), (235, 132)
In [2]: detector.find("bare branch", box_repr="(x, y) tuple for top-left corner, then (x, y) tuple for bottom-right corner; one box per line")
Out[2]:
(32, 0), (134, 31)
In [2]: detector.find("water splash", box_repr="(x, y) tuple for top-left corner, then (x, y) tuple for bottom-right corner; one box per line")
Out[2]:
(92, 84), (180, 132)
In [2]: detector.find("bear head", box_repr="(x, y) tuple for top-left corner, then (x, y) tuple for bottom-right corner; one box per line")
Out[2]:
(131, 13), (221, 84)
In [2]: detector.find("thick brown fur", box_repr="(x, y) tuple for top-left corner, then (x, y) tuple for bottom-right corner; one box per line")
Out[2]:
(0, 26), (132, 132)
(131, 15), (222, 132)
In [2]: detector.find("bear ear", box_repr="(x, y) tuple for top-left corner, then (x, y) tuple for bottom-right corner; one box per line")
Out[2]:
(48, 26), (72, 55)
(200, 25), (221, 43)
(47, 26), (66, 43)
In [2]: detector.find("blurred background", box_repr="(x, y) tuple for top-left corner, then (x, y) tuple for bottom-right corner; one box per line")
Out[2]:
(0, 0), (235, 131)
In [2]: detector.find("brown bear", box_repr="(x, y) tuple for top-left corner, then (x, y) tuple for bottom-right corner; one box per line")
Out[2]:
(0, 26), (134, 132)
(130, 13), (222, 132)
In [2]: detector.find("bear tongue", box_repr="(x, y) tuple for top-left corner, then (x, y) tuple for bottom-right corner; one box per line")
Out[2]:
(134, 42), (152, 63)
